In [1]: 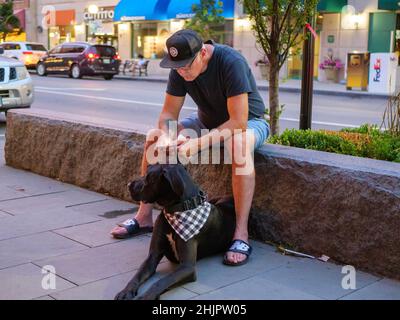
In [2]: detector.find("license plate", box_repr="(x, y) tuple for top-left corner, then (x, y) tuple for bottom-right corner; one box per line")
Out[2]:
(103, 58), (110, 64)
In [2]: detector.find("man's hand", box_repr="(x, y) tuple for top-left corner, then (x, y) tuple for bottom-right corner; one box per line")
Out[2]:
(155, 133), (188, 156)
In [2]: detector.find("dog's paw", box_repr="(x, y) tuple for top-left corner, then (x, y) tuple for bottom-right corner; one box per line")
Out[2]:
(114, 288), (138, 300)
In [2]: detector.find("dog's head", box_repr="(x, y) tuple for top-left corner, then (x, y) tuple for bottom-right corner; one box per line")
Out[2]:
(128, 164), (200, 207)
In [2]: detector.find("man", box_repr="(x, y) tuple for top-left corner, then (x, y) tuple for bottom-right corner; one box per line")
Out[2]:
(110, 29), (269, 266)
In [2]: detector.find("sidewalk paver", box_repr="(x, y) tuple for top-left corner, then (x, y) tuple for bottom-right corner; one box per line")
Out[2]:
(181, 242), (297, 295)
(0, 231), (88, 269)
(340, 279), (400, 300)
(255, 258), (380, 300)
(191, 275), (322, 300)
(0, 263), (76, 300)
(33, 236), (157, 286)
(50, 263), (198, 300)
(0, 207), (101, 241)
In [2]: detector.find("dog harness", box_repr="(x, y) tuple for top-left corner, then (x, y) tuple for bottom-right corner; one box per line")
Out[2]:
(163, 201), (211, 242)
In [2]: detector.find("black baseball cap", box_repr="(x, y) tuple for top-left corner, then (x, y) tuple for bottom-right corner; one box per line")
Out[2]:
(160, 29), (203, 69)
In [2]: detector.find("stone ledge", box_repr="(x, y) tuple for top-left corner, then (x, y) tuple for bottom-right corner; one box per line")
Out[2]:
(4, 109), (400, 280)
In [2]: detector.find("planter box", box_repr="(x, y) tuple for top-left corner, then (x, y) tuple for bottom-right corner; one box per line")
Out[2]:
(323, 68), (339, 82)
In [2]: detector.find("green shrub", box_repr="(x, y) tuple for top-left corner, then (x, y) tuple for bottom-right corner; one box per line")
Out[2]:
(268, 125), (400, 163)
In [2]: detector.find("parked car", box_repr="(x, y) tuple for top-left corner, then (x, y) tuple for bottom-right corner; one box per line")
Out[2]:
(36, 42), (121, 80)
(0, 42), (48, 69)
(0, 47), (34, 115)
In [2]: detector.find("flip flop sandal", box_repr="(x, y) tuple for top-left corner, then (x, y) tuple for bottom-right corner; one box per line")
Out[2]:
(223, 239), (252, 266)
(112, 218), (153, 239)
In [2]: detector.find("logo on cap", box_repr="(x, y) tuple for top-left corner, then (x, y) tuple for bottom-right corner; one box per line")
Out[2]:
(169, 47), (178, 58)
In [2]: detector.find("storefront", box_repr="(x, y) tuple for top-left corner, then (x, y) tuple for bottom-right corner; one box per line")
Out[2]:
(84, 6), (118, 47)
(113, 0), (235, 60)
(40, 2), (120, 50)
(48, 9), (76, 48)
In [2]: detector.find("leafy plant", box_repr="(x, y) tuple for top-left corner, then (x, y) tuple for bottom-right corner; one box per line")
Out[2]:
(184, 0), (225, 41)
(269, 125), (400, 163)
(240, 0), (319, 136)
(0, 0), (21, 41)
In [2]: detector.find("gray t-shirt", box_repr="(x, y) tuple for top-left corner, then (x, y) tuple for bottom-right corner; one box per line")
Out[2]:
(166, 42), (265, 129)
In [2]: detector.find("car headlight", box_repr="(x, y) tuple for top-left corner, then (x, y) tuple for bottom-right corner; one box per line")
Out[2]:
(15, 66), (30, 80)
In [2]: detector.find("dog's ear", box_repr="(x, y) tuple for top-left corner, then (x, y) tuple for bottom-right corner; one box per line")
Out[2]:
(162, 166), (187, 198)
(128, 179), (145, 201)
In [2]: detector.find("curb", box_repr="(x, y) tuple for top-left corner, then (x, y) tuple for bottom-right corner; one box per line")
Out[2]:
(114, 75), (389, 99)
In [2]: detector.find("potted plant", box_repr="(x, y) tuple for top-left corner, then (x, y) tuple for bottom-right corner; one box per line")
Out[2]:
(319, 51), (344, 83)
(255, 56), (270, 80)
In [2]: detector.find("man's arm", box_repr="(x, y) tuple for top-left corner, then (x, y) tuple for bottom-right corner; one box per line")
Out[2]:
(158, 93), (185, 133)
(177, 93), (249, 158)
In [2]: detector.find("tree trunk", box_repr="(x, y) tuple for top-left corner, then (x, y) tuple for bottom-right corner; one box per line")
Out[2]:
(268, 63), (280, 136)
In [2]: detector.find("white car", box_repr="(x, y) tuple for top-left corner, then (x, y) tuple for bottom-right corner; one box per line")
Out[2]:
(0, 48), (34, 114)
(0, 42), (48, 69)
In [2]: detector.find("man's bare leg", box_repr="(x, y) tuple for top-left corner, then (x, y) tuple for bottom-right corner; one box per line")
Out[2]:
(225, 131), (255, 264)
(110, 130), (162, 237)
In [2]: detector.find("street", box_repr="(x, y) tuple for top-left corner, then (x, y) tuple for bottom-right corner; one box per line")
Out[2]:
(0, 74), (389, 138)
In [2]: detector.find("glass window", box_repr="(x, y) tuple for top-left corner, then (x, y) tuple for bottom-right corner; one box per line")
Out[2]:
(60, 45), (86, 54)
(211, 20), (234, 47)
(26, 44), (47, 51)
(49, 26), (76, 48)
(3, 43), (21, 50)
(89, 45), (116, 56)
(49, 46), (62, 54)
(132, 22), (171, 59)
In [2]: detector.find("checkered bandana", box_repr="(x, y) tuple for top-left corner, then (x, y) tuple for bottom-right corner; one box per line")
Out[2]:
(163, 201), (211, 242)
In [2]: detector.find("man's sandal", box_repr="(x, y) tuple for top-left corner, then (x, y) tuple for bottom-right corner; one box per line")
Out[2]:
(112, 218), (153, 239)
(223, 239), (252, 266)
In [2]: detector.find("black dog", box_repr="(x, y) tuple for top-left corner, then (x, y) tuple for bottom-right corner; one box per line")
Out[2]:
(115, 164), (236, 300)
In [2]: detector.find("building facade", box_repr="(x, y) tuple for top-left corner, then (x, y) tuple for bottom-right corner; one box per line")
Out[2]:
(2, 0), (400, 85)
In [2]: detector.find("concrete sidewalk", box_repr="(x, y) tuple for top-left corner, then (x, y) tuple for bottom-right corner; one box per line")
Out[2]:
(1, 138), (400, 300)
(115, 73), (391, 99)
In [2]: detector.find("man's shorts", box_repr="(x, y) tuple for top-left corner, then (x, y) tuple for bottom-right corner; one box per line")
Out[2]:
(179, 113), (270, 150)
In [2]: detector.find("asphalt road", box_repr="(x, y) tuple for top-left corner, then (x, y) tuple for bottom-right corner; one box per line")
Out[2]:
(0, 73), (389, 140)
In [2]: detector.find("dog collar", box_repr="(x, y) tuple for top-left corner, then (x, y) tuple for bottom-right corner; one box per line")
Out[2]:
(164, 190), (207, 214)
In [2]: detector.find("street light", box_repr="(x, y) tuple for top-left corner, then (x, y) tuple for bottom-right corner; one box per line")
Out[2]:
(88, 4), (99, 14)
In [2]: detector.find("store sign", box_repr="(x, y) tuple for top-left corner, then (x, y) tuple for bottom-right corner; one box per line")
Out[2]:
(121, 16), (145, 21)
(373, 59), (382, 82)
(84, 7), (115, 22)
(368, 53), (398, 94)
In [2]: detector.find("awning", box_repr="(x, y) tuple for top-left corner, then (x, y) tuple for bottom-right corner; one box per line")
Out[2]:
(114, 0), (167, 21)
(317, 0), (347, 13)
(13, 9), (26, 30)
(114, 0), (234, 21)
(167, 0), (234, 19)
(55, 10), (75, 26)
(378, 0), (400, 10)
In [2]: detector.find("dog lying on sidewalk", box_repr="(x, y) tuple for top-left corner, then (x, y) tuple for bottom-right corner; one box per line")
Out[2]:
(115, 163), (236, 300)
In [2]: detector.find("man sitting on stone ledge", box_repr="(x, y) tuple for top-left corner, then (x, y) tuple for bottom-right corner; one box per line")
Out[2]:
(110, 29), (269, 266)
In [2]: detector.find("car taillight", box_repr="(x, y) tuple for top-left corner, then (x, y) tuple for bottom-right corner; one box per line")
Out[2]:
(23, 51), (33, 55)
(86, 53), (100, 60)
(113, 53), (121, 60)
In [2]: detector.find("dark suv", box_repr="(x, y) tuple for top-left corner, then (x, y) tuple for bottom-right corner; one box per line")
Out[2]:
(36, 42), (120, 80)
